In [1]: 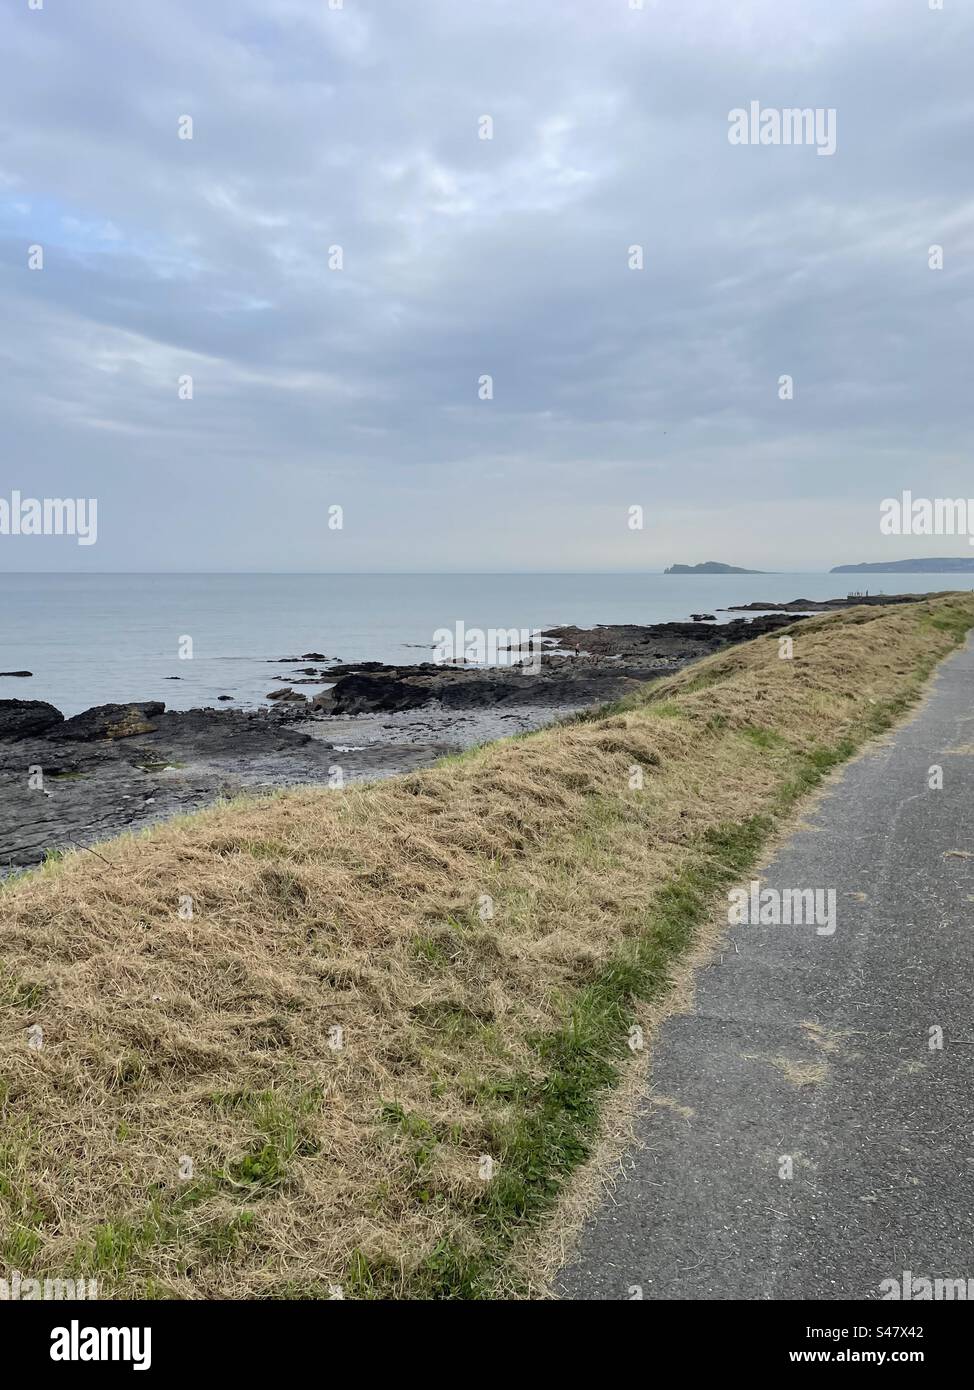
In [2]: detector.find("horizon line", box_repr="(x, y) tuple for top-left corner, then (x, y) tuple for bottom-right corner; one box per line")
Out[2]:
(0, 568), (843, 578)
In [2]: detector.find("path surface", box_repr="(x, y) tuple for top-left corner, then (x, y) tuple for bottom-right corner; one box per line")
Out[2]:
(558, 640), (974, 1301)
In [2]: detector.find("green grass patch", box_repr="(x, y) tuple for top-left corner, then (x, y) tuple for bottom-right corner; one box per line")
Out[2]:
(0, 971), (47, 1011)
(740, 725), (789, 751)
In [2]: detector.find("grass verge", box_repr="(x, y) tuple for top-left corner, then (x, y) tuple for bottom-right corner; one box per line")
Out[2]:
(1, 593), (971, 1298)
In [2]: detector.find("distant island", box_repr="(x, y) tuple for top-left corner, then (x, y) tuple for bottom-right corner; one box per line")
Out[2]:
(831, 557), (974, 574)
(664, 561), (767, 575)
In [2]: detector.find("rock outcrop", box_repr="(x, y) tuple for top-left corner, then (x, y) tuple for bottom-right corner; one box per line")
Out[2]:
(0, 699), (65, 740)
(51, 702), (165, 741)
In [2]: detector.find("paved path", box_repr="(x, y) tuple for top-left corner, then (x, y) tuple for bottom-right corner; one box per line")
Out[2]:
(558, 640), (974, 1300)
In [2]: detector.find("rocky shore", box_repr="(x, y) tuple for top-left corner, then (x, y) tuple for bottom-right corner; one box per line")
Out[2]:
(722, 592), (942, 613)
(0, 600), (927, 875)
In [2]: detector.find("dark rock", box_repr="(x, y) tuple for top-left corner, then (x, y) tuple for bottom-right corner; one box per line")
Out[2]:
(544, 614), (800, 658)
(266, 688), (308, 703)
(314, 675), (430, 715)
(0, 699), (64, 740)
(724, 594), (926, 613)
(323, 660), (411, 677)
(0, 706), (351, 876)
(274, 654), (339, 664)
(51, 702), (165, 741)
(218, 694), (234, 701)
(309, 612), (821, 719)
(311, 662), (667, 716)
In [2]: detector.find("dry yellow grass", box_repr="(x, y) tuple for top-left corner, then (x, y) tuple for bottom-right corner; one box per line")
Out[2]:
(0, 594), (969, 1298)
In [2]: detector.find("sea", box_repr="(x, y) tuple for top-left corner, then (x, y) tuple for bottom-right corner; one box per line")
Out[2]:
(0, 572), (963, 718)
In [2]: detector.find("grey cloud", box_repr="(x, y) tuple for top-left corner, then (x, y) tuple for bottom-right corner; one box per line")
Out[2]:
(0, 0), (972, 571)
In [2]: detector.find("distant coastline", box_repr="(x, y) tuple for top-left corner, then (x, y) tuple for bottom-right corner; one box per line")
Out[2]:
(831, 557), (974, 574)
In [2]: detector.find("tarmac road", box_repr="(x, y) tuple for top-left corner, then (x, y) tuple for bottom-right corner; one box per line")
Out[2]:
(558, 639), (974, 1301)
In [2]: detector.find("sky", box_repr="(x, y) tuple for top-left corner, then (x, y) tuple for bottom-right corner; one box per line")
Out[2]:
(0, 0), (972, 573)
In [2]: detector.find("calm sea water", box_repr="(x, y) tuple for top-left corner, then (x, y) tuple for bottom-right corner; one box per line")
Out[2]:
(0, 573), (963, 717)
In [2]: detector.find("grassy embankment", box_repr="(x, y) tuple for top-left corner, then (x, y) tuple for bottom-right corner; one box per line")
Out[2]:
(1, 593), (971, 1298)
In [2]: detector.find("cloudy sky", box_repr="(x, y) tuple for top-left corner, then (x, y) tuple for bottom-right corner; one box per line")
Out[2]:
(1, 0), (972, 572)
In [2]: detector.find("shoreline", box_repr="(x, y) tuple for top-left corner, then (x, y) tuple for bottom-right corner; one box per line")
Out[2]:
(0, 598), (934, 876)
(2, 575), (959, 718)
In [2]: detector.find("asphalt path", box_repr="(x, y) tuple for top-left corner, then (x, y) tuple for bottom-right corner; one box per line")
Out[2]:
(558, 640), (974, 1300)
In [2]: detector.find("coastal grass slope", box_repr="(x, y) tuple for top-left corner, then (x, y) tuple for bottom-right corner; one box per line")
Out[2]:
(1, 595), (971, 1299)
